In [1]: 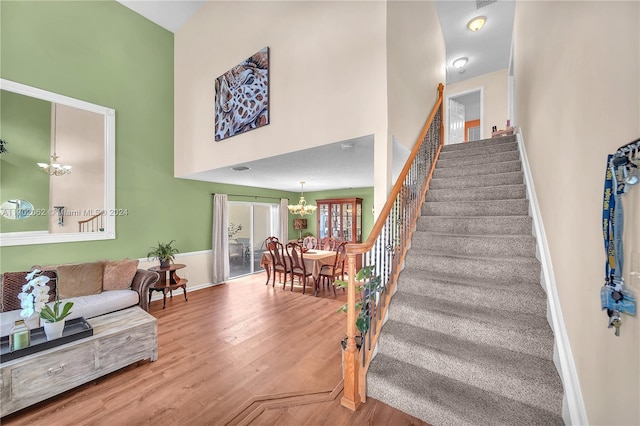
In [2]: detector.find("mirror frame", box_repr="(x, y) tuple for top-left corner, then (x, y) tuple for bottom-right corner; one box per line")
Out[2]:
(0, 78), (116, 246)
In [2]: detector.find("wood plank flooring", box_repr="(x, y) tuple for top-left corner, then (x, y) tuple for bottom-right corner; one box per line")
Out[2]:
(1, 273), (427, 426)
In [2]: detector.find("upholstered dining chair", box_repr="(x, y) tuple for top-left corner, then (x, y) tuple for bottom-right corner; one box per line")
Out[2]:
(302, 236), (317, 250)
(319, 237), (337, 251)
(318, 241), (347, 296)
(267, 239), (290, 287)
(286, 242), (313, 294)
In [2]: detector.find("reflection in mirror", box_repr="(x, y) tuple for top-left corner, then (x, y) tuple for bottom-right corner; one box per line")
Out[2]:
(0, 199), (34, 220)
(0, 79), (115, 246)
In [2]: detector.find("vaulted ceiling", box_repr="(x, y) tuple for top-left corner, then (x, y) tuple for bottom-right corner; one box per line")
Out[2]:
(117, 0), (514, 192)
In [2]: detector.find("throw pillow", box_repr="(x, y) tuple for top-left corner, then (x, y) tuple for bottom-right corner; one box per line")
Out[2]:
(56, 262), (104, 299)
(102, 259), (139, 291)
(1, 270), (57, 312)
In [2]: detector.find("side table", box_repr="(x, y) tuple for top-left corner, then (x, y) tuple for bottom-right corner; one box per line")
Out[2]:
(148, 263), (188, 309)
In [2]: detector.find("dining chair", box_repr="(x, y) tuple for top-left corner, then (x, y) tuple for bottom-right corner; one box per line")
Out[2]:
(319, 237), (337, 251)
(266, 238), (289, 287)
(286, 242), (313, 294)
(318, 241), (347, 296)
(302, 236), (317, 250)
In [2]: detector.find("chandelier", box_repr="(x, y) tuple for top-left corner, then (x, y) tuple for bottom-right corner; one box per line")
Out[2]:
(37, 103), (72, 176)
(288, 181), (317, 216)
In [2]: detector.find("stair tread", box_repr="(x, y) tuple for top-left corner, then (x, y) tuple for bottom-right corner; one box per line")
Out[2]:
(398, 268), (544, 293)
(378, 320), (563, 407)
(368, 353), (563, 426)
(391, 291), (552, 335)
(413, 230), (534, 239)
(406, 249), (539, 263)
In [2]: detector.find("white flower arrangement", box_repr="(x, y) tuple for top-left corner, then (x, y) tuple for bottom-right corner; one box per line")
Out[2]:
(18, 269), (51, 319)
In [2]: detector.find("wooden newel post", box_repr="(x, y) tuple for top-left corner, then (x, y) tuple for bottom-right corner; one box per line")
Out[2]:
(341, 253), (361, 411)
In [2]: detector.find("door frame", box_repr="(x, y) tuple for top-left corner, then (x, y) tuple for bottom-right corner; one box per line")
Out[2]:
(445, 86), (484, 145)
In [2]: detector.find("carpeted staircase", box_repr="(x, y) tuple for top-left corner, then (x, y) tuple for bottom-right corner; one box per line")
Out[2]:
(366, 135), (564, 425)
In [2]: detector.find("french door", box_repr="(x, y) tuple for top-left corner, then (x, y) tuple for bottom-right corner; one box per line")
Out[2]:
(228, 202), (279, 278)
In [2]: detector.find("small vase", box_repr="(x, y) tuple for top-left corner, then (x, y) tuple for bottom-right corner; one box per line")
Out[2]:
(25, 313), (40, 329)
(43, 320), (65, 341)
(160, 259), (171, 268)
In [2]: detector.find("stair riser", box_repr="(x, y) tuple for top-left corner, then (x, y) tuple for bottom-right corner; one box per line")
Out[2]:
(376, 333), (562, 413)
(404, 254), (541, 284)
(417, 216), (533, 235)
(429, 171), (523, 190)
(388, 301), (554, 359)
(425, 185), (526, 202)
(410, 233), (536, 258)
(432, 161), (522, 179)
(439, 142), (518, 160)
(436, 150), (520, 168)
(398, 275), (546, 316)
(423, 199), (529, 217)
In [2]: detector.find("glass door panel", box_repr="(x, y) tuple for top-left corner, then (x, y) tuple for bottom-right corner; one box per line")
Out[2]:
(342, 202), (353, 241)
(229, 202), (278, 279)
(356, 203), (362, 241)
(330, 204), (341, 239)
(319, 203), (329, 239)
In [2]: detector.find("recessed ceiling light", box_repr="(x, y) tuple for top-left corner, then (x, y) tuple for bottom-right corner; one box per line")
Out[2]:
(467, 16), (486, 32)
(231, 166), (250, 171)
(453, 57), (468, 69)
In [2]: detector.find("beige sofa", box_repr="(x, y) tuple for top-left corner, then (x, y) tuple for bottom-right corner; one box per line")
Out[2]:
(0, 259), (159, 336)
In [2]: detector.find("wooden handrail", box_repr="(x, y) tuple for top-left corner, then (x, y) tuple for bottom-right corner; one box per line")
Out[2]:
(78, 210), (104, 232)
(341, 83), (445, 410)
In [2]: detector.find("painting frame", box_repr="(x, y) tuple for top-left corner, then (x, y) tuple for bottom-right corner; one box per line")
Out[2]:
(214, 47), (270, 142)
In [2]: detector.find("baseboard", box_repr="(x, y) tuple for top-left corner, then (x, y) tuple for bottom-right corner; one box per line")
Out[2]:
(148, 281), (219, 302)
(516, 129), (588, 425)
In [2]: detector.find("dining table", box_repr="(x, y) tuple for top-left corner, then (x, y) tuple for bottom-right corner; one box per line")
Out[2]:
(260, 249), (337, 295)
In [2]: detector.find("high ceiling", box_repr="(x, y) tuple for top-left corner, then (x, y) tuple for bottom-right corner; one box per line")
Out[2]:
(117, 0), (514, 192)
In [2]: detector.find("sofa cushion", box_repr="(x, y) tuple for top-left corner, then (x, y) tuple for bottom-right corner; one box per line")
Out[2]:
(57, 262), (104, 299)
(0, 289), (139, 337)
(1, 270), (57, 313)
(102, 259), (139, 291)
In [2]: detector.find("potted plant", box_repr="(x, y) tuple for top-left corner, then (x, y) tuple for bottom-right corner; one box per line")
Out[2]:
(40, 301), (74, 341)
(147, 240), (179, 268)
(335, 264), (383, 368)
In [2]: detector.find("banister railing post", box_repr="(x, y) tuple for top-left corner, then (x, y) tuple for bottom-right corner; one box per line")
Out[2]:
(341, 252), (361, 411)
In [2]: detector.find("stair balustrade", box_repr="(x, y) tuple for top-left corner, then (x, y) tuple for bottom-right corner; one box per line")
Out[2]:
(341, 83), (444, 410)
(78, 211), (105, 232)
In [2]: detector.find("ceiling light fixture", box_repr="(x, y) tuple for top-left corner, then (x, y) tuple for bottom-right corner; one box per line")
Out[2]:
(467, 16), (486, 32)
(37, 103), (72, 176)
(287, 181), (317, 217)
(231, 166), (250, 171)
(453, 57), (468, 69)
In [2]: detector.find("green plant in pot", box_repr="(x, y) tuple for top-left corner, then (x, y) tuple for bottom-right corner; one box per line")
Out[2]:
(147, 240), (179, 268)
(40, 301), (74, 341)
(335, 264), (383, 349)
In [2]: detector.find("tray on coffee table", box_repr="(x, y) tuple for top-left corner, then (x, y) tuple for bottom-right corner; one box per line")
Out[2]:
(1, 317), (93, 363)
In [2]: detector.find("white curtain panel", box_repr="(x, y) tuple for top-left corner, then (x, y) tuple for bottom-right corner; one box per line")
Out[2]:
(279, 198), (288, 242)
(212, 194), (229, 284)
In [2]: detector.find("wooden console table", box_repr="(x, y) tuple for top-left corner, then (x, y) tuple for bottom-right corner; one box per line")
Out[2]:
(0, 307), (157, 417)
(148, 263), (188, 309)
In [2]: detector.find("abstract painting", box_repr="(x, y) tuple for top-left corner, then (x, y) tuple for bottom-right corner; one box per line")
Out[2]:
(214, 47), (270, 142)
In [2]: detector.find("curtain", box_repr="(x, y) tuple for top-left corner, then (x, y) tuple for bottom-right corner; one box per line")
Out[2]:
(212, 194), (229, 284)
(279, 198), (288, 242)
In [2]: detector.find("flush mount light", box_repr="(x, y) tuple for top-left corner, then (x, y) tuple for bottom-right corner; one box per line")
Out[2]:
(340, 142), (354, 151)
(467, 16), (486, 32)
(453, 57), (468, 69)
(231, 166), (250, 171)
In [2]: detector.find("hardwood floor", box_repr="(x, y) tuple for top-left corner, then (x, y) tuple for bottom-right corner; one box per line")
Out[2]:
(2, 273), (427, 426)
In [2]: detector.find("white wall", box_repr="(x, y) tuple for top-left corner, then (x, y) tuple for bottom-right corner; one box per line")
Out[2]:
(387, 1), (445, 152)
(513, 2), (639, 424)
(445, 68), (508, 140)
(49, 104), (104, 232)
(174, 1), (388, 179)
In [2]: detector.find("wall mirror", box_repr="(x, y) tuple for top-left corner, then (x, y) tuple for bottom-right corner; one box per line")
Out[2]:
(0, 78), (115, 247)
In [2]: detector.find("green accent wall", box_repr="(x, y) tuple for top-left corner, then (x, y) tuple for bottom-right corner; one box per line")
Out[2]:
(0, 1), (375, 272)
(0, 91), (50, 232)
